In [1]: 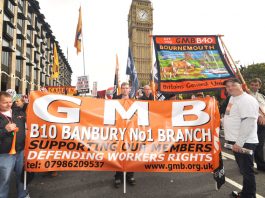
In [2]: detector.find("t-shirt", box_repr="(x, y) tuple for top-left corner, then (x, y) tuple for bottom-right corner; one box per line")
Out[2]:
(224, 92), (259, 144)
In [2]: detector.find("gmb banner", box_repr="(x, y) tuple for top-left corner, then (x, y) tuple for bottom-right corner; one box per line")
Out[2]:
(25, 91), (221, 173)
(153, 35), (235, 93)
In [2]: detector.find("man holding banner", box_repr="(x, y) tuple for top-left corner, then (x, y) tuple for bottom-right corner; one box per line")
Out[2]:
(112, 82), (136, 188)
(223, 78), (259, 198)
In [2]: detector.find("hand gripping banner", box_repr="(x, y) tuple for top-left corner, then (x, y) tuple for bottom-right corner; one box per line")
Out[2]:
(25, 92), (222, 176)
(153, 35), (235, 93)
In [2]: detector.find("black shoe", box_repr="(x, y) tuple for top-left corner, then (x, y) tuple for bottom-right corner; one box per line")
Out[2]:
(114, 179), (122, 188)
(231, 191), (241, 198)
(127, 177), (136, 185)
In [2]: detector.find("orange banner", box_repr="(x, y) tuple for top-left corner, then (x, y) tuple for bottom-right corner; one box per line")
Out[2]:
(45, 86), (77, 95)
(25, 91), (221, 173)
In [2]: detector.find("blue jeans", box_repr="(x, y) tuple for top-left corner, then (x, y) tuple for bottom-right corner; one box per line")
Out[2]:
(229, 141), (257, 198)
(0, 150), (28, 198)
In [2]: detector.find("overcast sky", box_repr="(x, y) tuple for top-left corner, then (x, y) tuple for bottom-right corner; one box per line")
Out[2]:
(38, 0), (265, 90)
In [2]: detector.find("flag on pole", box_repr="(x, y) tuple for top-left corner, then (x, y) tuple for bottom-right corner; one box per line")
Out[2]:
(74, 7), (82, 54)
(51, 43), (59, 79)
(153, 61), (158, 83)
(113, 54), (120, 98)
(126, 47), (139, 98)
(150, 62), (158, 100)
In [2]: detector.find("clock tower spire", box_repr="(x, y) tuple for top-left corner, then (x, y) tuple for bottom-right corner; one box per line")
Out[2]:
(128, 0), (153, 86)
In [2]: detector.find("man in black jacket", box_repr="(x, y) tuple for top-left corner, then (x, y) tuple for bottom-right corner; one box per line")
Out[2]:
(139, 85), (154, 100)
(0, 92), (29, 198)
(113, 82), (136, 188)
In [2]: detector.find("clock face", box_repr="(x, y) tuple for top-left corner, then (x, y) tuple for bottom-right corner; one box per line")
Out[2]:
(137, 9), (149, 22)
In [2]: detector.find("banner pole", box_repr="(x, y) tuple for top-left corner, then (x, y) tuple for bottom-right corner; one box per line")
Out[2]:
(82, 32), (86, 76)
(218, 35), (265, 117)
(24, 170), (27, 190)
(149, 35), (155, 101)
(80, 6), (86, 76)
(123, 172), (126, 194)
(215, 181), (218, 191)
(217, 35), (237, 77)
(218, 35), (246, 87)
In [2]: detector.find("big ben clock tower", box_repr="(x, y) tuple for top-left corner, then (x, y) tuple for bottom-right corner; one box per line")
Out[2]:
(128, 0), (153, 86)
